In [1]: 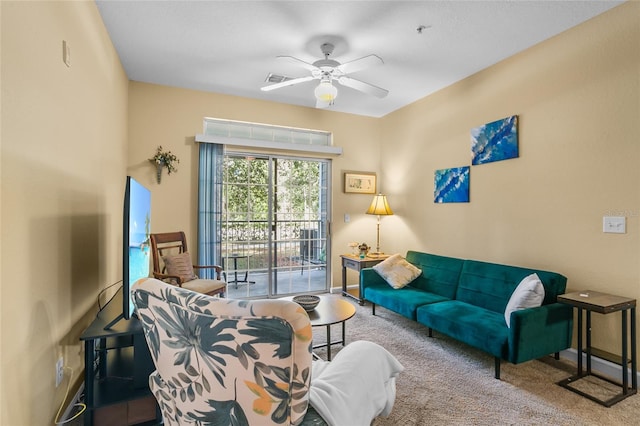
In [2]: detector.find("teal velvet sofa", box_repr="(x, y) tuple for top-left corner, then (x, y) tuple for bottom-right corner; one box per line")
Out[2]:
(360, 251), (573, 379)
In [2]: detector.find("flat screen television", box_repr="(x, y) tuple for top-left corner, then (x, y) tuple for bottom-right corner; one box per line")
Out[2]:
(104, 176), (151, 329)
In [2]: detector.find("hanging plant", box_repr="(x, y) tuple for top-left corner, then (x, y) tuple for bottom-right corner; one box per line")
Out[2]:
(149, 145), (179, 183)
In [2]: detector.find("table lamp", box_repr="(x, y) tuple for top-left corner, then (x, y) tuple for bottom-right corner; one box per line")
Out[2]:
(366, 194), (393, 256)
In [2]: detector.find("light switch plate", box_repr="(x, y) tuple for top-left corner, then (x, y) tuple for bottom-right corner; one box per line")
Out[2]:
(344, 213), (350, 223)
(603, 216), (626, 234)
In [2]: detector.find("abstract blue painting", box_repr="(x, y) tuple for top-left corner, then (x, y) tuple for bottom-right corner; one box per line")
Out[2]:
(471, 115), (518, 165)
(434, 166), (470, 203)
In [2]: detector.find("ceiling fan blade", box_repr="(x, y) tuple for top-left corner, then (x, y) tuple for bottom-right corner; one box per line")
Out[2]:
(277, 55), (320, 72)
(337, 76), (389, 98)
(261, 75), (315, 92)
(336, 54), (384, 74)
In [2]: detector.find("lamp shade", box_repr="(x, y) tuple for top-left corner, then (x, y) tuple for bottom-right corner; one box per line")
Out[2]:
(314, 80), (338, 103)
(366, 194), (393, 216)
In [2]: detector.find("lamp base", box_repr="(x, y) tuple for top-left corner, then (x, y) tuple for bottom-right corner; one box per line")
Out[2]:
(368, 252), (385, 257)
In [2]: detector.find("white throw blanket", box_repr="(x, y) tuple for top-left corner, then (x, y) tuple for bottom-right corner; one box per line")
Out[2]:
(309, 340), (404, 426)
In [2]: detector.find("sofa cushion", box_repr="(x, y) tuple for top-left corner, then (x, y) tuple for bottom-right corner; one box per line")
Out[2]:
(373, 254), (422, 289)
(404, 251), (464, 299)
(416, 300), (509, 358)
(364, 285), (449, 320)
(504, 273), (545, 327)
(456, 260), (567, 313)
(163, 251), (198, 282)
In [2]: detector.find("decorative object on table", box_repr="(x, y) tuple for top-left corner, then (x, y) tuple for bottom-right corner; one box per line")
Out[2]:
(358, 243), (370, 258)
(149, 145), (179, 183)
(344, 172), (376, 194)
(293, 294), (321, 312)
(366, 194), (394, 255)
(471, 115), (518, 165)
(348, 242), (360, 256)
(434, 166), (470, 203)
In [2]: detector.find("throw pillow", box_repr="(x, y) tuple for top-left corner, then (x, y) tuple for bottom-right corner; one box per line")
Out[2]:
(163, 252), (198, 283)
(373, 253), (422, 289)
(504, 273), (545, 327)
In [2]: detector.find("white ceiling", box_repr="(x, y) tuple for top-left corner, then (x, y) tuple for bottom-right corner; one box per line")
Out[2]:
(96, 1), (622, 118)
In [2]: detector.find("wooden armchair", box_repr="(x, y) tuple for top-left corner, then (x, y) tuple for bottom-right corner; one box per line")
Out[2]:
(149, 231), (226, 297)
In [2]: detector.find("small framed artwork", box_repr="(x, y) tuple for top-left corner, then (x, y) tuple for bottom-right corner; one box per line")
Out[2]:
(434, 166), (470, 203)
(471, 115), (519, 165)
(344, 172), (376, 194)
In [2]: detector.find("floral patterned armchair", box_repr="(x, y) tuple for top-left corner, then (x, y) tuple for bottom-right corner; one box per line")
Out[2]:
(132, 277), (326, 425)
(132, 278), (403, 426)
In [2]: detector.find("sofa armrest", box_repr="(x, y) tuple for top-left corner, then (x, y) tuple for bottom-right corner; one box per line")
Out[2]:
(360, 268), (388, 301)
(360, 268), (387, 290)
(508, 302), (573, 364)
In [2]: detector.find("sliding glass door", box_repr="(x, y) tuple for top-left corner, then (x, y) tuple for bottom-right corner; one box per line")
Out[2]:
(221, 153), (330, 298)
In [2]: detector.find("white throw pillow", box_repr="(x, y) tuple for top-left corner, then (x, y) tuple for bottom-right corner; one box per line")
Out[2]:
(504, 273), (545, 327)
(373, 253), (422, 289)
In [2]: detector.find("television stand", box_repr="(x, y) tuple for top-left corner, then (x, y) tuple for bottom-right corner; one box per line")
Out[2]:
(102, 312), (125, 330)
(80, 294), (160, 425)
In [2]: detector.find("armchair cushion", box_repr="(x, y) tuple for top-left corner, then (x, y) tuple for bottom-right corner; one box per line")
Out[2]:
(162, 251), (198, 282)
(180, 277), (226, 295)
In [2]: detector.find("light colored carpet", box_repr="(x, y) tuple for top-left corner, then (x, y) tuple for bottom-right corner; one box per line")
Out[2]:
(312, 295), (640, 425)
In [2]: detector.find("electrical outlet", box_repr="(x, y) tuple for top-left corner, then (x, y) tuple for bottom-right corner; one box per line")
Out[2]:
(55, 357), (64, 387)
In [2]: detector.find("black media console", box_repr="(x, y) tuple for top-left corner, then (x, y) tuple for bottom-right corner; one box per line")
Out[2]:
(80, 292), (160, 426)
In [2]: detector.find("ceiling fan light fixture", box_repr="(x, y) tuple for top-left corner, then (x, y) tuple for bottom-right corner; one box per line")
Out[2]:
(314, 80), (338, 103)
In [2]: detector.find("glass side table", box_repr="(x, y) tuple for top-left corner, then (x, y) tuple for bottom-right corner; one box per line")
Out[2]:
(557, 290), (637, 407)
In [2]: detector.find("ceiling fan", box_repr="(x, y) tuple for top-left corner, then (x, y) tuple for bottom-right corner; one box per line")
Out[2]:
(261, 42), (389, 108)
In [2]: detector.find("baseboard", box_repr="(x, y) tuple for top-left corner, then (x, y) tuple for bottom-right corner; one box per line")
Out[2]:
(330, 284), (359, 295)
(329, 285), (352, 294)
(559, 348), (639, 384)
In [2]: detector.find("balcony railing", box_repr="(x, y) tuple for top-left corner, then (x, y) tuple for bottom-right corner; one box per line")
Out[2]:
(221, 219), (325, 271)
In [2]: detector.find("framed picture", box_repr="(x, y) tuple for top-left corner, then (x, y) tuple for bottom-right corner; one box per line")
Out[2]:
(434, 166), (470, 203)
(344, 172), (376, 194)
(471, 115), (519, 165)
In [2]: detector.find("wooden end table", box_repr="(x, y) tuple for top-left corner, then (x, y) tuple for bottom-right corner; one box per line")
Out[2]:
(557, 290), (637, 407)
(340, 254), (389, 304)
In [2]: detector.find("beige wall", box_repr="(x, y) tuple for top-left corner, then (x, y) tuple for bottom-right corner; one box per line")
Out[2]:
(381, 2), (640, 355)
(127, 82), (383, 287)
(1, 1), (129, 424)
